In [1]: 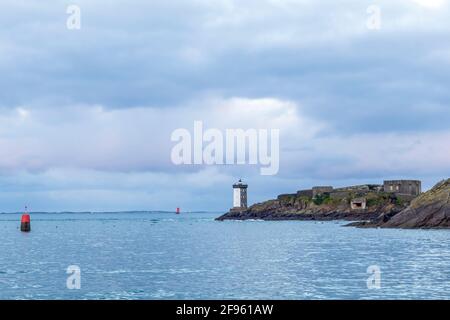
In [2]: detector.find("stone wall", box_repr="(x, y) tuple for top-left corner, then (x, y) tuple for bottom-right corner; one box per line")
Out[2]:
(383, 180), (421, 196)
(277, 193), (297, 201)
(312, 186), (333, 198)
(334, 184), (382, 192)
(329, 191), (351, 200)
(297, 189), (313, 198)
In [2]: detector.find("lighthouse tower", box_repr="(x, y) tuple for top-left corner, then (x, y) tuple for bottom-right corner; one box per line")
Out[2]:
(232, 179), (248, 209)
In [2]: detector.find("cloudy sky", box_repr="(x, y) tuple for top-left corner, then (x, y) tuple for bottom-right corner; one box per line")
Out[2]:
(0, 0), (449, 212)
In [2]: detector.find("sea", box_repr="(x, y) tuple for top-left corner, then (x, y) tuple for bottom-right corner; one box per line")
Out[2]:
(0, 211), (449, 299)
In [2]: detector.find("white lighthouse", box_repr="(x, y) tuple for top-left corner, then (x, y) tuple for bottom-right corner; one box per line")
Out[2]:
(232, 179), (248, 209)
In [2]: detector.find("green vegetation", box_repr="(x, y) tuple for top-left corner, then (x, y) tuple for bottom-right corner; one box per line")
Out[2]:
(324, 197), (342, 205)
(366, 198), (378, 207)
(313, 193), (330, 205)
(362, 192), (391, 207)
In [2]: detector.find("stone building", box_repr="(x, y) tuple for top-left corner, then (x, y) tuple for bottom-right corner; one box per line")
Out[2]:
(383, 180), (421, 196)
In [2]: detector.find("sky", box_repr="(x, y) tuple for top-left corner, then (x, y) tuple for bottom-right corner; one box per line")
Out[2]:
(0, 0), (449, 212)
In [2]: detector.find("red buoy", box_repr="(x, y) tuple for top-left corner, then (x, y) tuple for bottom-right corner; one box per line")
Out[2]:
(21, 207), (31, 232)
(176, 207), (180, 214)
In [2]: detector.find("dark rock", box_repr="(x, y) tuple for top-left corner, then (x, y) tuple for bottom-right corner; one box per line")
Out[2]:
(216, 190), (405, 223)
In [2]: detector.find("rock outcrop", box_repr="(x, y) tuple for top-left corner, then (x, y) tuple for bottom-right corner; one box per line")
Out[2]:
(351, 179), (450, 229)
(216, 189), (408, 222)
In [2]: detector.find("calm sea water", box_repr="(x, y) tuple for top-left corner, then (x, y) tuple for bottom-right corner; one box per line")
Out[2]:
(0, 211), (449, 300)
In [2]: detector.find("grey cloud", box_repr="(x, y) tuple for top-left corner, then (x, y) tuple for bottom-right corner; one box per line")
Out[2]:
(1, 0), (450, 210)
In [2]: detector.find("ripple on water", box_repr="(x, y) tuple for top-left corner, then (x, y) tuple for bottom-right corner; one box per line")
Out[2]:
(0, 212), (449, 299)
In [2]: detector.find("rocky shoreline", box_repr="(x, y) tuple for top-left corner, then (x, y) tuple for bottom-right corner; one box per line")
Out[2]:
(216, 179), (450, 229)
(216, 204), (400, 222)
(349, 179), (450, 229)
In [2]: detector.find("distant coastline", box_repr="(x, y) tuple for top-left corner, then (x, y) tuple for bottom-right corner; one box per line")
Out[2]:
(0, 210), (218, 215)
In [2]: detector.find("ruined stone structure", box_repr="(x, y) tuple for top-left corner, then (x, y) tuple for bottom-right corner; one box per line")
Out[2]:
(334, 184), (382, 192)
(292, 180), (421, 210)
(312, 186), (333, 198)
(296, 189), (313, 198)
(383, 180), (421, 196)
(351, 198), (367, 210)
